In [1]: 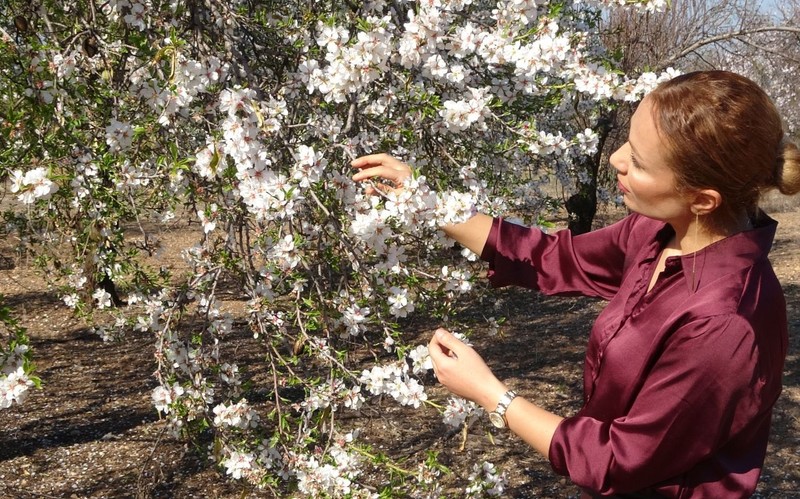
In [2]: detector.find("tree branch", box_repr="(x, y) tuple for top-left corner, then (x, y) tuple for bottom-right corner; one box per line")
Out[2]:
(735, 38), (800, 66)
(661, 26), (800, 69)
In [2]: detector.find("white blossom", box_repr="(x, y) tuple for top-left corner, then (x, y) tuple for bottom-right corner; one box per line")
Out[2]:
(213, 399), (260, 429)
(407, 345), (433, 374)
(443, 397), (483, 428)
(152, 382), (185, 414)
(105, 119), (134, 152)
(92, 289), (112, 309)
(0, 366), (35, 409)
(222, 450), (256, 479)
(9, 167), (58, 204)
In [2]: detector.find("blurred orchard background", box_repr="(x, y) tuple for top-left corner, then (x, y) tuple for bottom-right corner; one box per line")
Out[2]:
(1, 0), (799, 497)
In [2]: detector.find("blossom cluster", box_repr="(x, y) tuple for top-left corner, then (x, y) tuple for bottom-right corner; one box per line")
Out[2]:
(294, 438), (364, 498)
(130, 48), (229, 126)
(213, 399), (260, 430)
(358, 352), (430, 409)
(103, 0), (154, 30)
(578, 0), (669, 13)
(443, 396), (485, 428)
(465, 461), (509, 497)
(9, 168), (59, 204)
(152, 381), (185, 414)
(218, 432), (369, 497)
(0, 344), (35, 409)
(299, 16), (392, 104)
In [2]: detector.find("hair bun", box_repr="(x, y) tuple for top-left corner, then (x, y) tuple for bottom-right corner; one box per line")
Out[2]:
(775, 139), (800, 196)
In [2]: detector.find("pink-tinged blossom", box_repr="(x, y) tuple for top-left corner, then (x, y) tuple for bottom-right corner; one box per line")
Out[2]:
(219, 87), (257, 117)
(213, 399), (260, 429)
(292, 145), (326, 187)
(270, 235), (301, 271)
(439, 89), (491, 132)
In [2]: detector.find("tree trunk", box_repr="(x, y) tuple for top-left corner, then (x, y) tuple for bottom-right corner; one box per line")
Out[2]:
(566, 178), (597, 235)
(566, 115), (614, 235)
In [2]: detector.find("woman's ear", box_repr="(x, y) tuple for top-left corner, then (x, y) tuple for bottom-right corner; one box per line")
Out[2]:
(690, 188), (722, 216)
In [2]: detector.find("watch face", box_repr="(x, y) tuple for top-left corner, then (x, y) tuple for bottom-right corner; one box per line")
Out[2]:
(489, 412), (506, 428)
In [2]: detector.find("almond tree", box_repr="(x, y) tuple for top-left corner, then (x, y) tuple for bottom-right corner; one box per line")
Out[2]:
(2, 0), (679, 495)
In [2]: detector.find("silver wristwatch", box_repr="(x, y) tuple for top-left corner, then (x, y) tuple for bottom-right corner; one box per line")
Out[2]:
(488, 390), (517, 429)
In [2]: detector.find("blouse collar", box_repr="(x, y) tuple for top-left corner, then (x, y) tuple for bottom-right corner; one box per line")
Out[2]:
(655, 213), (778, 294)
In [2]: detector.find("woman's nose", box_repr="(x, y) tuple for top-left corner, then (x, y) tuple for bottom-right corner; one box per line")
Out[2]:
(609, 144), (627, 174)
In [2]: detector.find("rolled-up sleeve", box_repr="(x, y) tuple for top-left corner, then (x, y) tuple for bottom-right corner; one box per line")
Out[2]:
(480, 215), (642, 299)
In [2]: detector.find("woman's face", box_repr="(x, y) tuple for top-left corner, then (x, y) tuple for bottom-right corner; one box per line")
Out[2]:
(610, 96), (693, 225)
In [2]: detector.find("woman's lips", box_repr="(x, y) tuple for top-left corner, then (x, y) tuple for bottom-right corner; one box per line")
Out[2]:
(617, 180), (629, 194)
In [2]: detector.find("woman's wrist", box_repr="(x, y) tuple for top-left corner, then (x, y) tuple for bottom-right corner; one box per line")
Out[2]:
(481, 380), (511, 412)
(441, 213), (494, 257)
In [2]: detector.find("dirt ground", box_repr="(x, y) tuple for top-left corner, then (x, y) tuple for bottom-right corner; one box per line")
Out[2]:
(0, 204), (798, 499)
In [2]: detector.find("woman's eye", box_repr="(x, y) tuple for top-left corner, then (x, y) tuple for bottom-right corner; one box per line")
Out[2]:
(630, 153), (641, 169)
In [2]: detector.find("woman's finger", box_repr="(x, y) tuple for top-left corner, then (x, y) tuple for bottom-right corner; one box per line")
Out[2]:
(351, 154), (411, 184)
(362, 182), (395, 196)
(428, 329), (463, 371)
(350, 153), (405, 170)
(351, 165), (406, 183)
(431, 328), (464, 357)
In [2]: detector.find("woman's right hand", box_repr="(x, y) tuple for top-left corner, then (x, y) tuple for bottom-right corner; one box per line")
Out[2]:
(350, 153), (413, 196)
(351, 152), (492, 256)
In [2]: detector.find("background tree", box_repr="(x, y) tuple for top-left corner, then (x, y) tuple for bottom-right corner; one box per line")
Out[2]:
(562, 0), (800, 234)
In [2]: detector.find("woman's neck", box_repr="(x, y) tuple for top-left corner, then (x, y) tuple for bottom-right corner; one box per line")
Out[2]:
(672, 211), (752, 254)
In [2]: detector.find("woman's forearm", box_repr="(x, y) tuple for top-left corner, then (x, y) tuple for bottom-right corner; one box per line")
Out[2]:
(442, 213), (494, 257)
(503, 396), (563, 460)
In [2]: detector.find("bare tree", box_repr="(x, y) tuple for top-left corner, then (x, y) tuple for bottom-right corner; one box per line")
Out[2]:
(565, 0), (799, 234)
(686, 1), (800, 136)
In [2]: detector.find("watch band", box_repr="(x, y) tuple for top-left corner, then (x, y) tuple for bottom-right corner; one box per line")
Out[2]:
(488, 390), (517, 429)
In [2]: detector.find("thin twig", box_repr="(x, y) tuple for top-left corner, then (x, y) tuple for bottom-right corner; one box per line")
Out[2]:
(135, 423), (168, 499)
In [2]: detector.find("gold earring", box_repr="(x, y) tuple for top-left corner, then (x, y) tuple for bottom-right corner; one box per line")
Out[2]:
(691, 211), (699, 291)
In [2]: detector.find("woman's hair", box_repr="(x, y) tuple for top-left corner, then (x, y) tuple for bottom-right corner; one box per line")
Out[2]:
(647, 70), (800, 226)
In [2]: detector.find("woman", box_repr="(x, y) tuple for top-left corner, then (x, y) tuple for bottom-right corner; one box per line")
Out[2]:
(352, 71), (800, 497)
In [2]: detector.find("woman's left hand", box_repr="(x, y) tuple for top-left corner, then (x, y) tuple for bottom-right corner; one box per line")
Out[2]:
(428, 328), (508, 410)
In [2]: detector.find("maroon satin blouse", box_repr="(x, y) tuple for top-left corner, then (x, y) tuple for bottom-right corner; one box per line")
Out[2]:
(481, 213), (787, 498)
